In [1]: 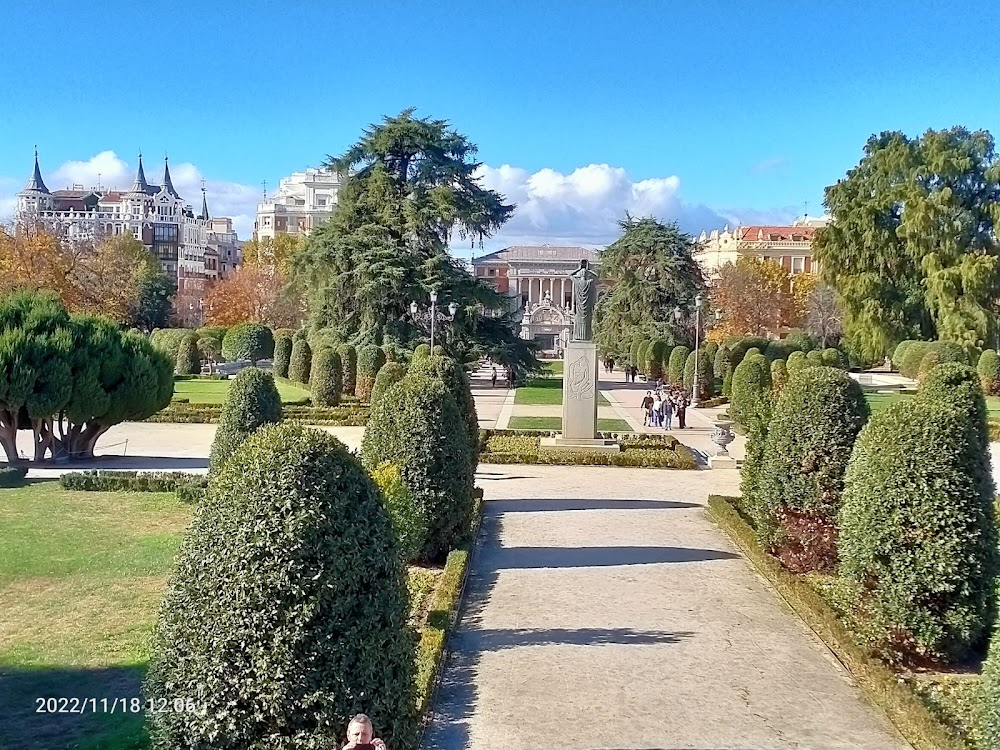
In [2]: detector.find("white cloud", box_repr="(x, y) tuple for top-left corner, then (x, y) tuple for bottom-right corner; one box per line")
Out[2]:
(0, 151), (261, 239)
(474, 162), (798, 250)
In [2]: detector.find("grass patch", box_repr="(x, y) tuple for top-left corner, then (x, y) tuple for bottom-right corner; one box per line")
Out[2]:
(513, 377), (609, 405)
(865, 391), (1000, 418)
(507, 416), (631, 432)
(0, 481), (466, 750)
(707, 494), (971, 750)
(173, 377), (310, 405)
(541, 360), (563, 375)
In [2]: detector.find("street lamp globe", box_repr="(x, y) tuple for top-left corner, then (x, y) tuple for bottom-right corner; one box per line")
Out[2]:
(715, 308), (722, 322)
(673, 306), (683, 322)
(448, 301), (458, 317)
(695, 294), (704, 308)
(430, 289), (439, 304)
(410, 301), (418, 316)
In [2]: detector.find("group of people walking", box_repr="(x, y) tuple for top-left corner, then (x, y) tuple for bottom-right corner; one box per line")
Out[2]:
(640, 382), (689, 430)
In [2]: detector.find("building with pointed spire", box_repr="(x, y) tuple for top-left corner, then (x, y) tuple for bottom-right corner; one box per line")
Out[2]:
(14, 150), (243, 324)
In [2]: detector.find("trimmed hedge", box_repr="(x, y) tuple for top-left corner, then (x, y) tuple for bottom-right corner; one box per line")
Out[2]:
(0, 465), (28, 488)
(208, 368), (282, 474)
(361, 374), (475, 562)
(338, 344), (358, 396)
(821, 347), (847, 369)
(175, 333), (201, 375)
(288, 339), (312, 385)
(221, 322), (274, 364)
(636, 340), (651, 375)
(900, 341), (933, 379)
(667, 345), (690, 386)
(370, 461), (427, 565)
(713, 344), (730, 381)
(408, 355), (479, 450)
(770, 358), (788, 394)
(272, 333), (293, 379)
(756, 367), (869, 572)
(980, 620), (1000, 749)
(413, 343), (431, 361)
(310, 347), (343, 407)
(629, 338), (643, 368)
(978, 348), (1000, 396)
(145, 402), (367, 426)
(145, 424), (418, 750)
(731, 353), (773, 518)
(647, 340), (667, 381)
(150, 328), (190, 363)
(919, 362), (990, 453)
(356, 344), (386, 401)
(477, 431), (697, 469)
(728, 337), (771, 369)
(59, 470), (206, 494)
(806, 349), (825, 365)
(370, 362), (408, 410)
(838, 399), (999, 663)
(682, 348), (714, 401)
(786, 350), (810, 375)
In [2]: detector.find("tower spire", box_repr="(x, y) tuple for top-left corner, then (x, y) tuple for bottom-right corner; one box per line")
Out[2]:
(23, 145), (50, 194)
(162, 155), (180, 198)
(129, 151), (151, 194)
(200, 178), (209, 221)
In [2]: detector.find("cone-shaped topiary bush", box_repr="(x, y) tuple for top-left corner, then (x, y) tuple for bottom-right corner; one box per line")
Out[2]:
(338, 344), (357, 396)
(208, 368), (282, 474)
(838, 398), (999, 663)
(356, 345), (386, 402)
(361, 374), (474, 562)
(408, 355), (479, 451)
(977, 348), (1000, 396)
(310, 347), (343, 407)
(272, 334), (293, 379)
(683, 348), (714, 401)
(770, 358), (788, 394)
(175, 333), (200, 375)
(221, 323), (274, 365)
(757, 367), (869, 572)
(145, 424), (418, 750)
(668, 345), (690, 385)
(287, 339), (312, 385)
(370, 362), (407, 410)
(646, 340), (667, 381)
(979, 620), (1000, 750)
(731, 353), (773, 523)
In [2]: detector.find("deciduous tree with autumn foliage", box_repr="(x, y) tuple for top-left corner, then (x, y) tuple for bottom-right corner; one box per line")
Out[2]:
(711, 256), (816, 338)
(204, 265), (302, 328)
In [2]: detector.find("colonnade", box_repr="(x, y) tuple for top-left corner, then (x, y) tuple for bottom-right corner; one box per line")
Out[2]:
(513, 275), (572, 306)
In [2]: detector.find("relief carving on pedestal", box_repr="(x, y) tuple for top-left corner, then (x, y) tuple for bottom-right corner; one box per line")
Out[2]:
(568, 354), (594, 402)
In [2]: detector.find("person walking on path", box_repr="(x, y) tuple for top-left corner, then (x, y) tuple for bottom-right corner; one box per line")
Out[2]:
(641, 391), (654, 426)
(491, 367), (498, 388)
(661, 395), (674, 431)
(676, 390), (688, 429)
(651, 392), (663, 428)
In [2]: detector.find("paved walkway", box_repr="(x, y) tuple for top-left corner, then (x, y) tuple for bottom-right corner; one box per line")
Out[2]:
(422, 464), (910, 750)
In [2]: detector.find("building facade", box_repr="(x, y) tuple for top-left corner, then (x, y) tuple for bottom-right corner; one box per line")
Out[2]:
(472, 245), (602, 351)
(254, 167), (341, 240)
(15, 151), (242, 325)
(695, 217), (827, 280)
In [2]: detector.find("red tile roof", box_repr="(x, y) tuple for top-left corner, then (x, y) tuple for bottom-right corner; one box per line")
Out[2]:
(738, 226), (816, 241)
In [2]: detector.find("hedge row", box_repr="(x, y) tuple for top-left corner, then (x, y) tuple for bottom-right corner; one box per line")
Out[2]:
(59, 470), (207, 499)
(478, 432), (697, 469)
(144, 403), (369, 425)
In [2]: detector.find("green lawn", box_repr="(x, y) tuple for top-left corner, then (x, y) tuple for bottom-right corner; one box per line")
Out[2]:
(0, 481), (440, 750)
(864, 391), (1000, 416)
(514, 377), (610, 405)
(174, 377), (310, 404)
(541, 360), (563, 375)
(507, 416), (632, 432)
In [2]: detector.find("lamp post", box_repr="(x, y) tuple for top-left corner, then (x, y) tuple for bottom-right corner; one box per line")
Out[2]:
(410, 291), (459, 356)
(692, 294), (704, 407)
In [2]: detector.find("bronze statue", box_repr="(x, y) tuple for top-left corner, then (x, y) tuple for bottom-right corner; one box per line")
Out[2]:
(569, 259), (598, 341)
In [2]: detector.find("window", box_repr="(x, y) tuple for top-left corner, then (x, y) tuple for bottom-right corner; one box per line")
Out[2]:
(488, 268), (497, 276)
(317, 197), (326, 206)
(769, 233), (781, 241)
(791, 257), (805, 275)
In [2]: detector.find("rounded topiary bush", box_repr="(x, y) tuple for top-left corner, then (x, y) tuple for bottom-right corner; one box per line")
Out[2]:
(786, 350), (810, 375)
(806, 349), (824, 365)
(361, 374), (475, 562)
(356, 344), (386, 402)
(310, 347), (343, 407)
(338, 343), (357, 396)
(785, 328), (816, 353)
(370, 461), (427, 564)
(728, 337), (771, 369)
(757, 367), (869, 572)
(821, 348), (846, 369)
(977, 348), (1000, 396)
(647, 340), (667, 381)
(287, 339), (312, 385)
(412, 343), (431, 361)
(151, 328), (189, 363)
(175, 333), (201, 375)
(408, 355), (479, 450)
(892, 340), (915, 371)
(668, 345), (690, 386)
(272, 334), (293, 379)
(918, 362), (990, 453)
(838, 399), (999, 663)
(979, 622), (1000, 749)
(682, 348), (714, 401)
(208, 367), (282, 473)
(900, 341), (932, 379)
(764, 340), (794, 362)
(714, 345), (730, 382)
(221, 323), (274, 365)
(145, 424), (417, 750)
(770, 358), (788, 394)
(371, 362), (408, 409)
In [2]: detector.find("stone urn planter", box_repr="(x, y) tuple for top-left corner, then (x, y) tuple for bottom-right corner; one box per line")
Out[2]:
(710, 419), (736, 457)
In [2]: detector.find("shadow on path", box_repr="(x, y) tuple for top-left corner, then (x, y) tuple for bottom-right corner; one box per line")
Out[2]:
(493, 545), (737, 569)
(487, 498), (701, 512)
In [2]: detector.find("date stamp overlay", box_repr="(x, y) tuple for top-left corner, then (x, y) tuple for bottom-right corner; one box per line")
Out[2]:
(35, 697), (206, 715)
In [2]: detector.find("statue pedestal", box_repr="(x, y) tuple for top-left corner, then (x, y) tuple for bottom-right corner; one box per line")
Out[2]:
(542, 340), (617, 454)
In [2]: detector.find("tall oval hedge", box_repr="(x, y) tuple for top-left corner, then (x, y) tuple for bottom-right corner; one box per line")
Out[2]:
(371, 362), (407, 409)
(978, 348), (1000, 396)
(731, 353), (773, 518)
(288, 339), (312, 385)
(728, 336), (771, 369)
(646, 340), (667, 381)
(412, 343), (431, 361)
(146, 424), (417, 750)
(757, 367), (869, 571)
(668, 345), (690, 385)
(361, 374), (474, 562)
(208, 367), (282, 474)
(629, 337), (643, 368)
(356, 344), (386, 401)
(221, 323), (274, 365)
(338, 344), (357, 396)
(408, 355), (479, 450)
(311, 347), (343, 407)
(980, 622), (1000, 749)
(682, 349), (714, 401)
(838, 399), (999, 663)
(175, 333), (200, 375)
(272, 334), (293, 379)
(636, 340), (650, 375)
(899, 341), (933, 379)
(770, 358), (788, 394)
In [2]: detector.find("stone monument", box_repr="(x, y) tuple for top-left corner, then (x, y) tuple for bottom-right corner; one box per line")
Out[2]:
(542, 259), (617, 453)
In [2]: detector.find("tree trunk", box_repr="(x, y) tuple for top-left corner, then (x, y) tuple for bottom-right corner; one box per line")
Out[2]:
(77, 422), (111, 460)
(31, 417), (54, 463)
(0, 411), (19, 464)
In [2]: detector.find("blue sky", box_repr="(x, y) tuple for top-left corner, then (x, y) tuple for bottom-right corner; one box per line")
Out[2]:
(1, 1), (997, 251)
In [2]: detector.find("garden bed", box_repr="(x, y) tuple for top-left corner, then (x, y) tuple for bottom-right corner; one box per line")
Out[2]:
(144, 402), (369, 425)
(478, 429), (698, 469)
(707, 494), (977, 750)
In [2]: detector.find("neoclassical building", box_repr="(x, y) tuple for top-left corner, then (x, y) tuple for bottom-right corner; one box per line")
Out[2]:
(254, 167), (341, 240)
(15, 150), (242, 323)
(694, 217), (827, 280)
(472, 245), (602, 351)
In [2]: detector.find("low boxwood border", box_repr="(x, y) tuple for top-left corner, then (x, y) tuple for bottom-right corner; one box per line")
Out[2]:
(415, 487), (485, 738)
(59, 470), (207, 503)
(477, 430), (697, 469)
(707, 494), (967, 750)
